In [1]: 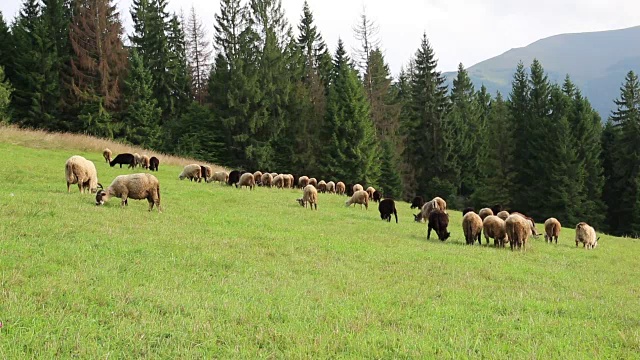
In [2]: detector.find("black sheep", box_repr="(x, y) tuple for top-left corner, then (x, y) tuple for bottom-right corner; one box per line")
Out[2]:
(428, 210), (450, 241)
(346, 183), (354, 197)
(372, 190), (382, 203)
(490, 204), (502, 215)
(110, 153), (135, 168)
(410, 196), (425, 209)
(149, 157), (159, 171)
(378, 199), (398, 223)
(462, 207), (474, 215)
(227, 170), (241, 186)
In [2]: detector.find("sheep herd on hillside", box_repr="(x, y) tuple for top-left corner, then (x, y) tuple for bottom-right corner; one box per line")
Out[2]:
(62, 149), (600, 251)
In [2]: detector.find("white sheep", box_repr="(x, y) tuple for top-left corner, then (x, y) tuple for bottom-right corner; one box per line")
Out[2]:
(366, 186), (376, 199)
(208, 171), (229, 184)
(236, 172), (255, 190)
(253, 171), (263, 185)
(336, 182), (346, 195)
(95, 173), (161, 212)
(318, 180), (327, 193)
(141, 154), (150, 169)
(102, 148), (112, 164)
(297, 184), (318, 210)
(65, 155), (99, 194)
(133, 153), (142, 168)
(353, 184), (364, 193)
(575, 222), (599, 249)
(298, 176), (309, 189)
(261, 173), (273, 187)
(346, 190), (369, 209)
(326, 181), (336, 194)
(273, 174), (284, 188)
(179, 164), (202, 181)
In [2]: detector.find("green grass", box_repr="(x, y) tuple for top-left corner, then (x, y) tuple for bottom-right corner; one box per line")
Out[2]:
(1, 141), (640, 358)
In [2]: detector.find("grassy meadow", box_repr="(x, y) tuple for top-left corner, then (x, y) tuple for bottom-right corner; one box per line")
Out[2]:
(1, 129), (640, 358)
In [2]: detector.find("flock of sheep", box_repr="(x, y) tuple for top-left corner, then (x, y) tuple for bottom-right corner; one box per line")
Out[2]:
(63, 148), (600, 251)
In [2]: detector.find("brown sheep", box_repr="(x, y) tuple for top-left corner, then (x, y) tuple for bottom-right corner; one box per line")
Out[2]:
(505, 214), (532, 251)
(326, 181), (336, 194)
(496, 211), (510, 221)
(199, 165), (213, 183)
(283, 174), (292, 188)
(296, 184), (318, 210)
(308, 178), (318, 188)
(298, 176), (309, 189)
(261, 173), (273, 188)
(272, 174), (284, 188)
(366, 186), (376, 199)
(353, 184), (364, 193)
(209, 171), (229, 184)
(428, 210), (450, 241)
(483, 215), (509, 247)
(463, 211), (484, 245)
(236, 173), (255, 190)
(345, 190), (369, 209)
(575, 222), (599, 249)
(102, 148), (112, 164)
(478, 208), (494, 220)
(318, 180), (327, 193)
(141, 155), (150, 170)
(253, 171), (263, 185)
(544, 218), (561, 244)
(414, 196), (447, 223)
(95, 173), (161, 212)
(336, 182), (346, 195)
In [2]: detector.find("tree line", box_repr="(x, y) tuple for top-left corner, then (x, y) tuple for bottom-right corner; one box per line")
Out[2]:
(0, 0), (639, 236)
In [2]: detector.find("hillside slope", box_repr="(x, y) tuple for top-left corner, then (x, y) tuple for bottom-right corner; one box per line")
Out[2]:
(1, 129), (639, 357)
(444, 25), (640, 118)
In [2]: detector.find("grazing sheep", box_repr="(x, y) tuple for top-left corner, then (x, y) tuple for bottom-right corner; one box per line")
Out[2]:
(463, 211), (484, 245)
(428, 210), (450, 241)
(490, 204), (503, 215)
(253, 171), (263, 185)
(110, 153), (136, 168)
(308, 178), (318, 188)
(141, 155), (150, 170)
(372, 190), (382, 203)
(353, 184), (364, 193)
(260, 172), (273, 187)
(483, 215), (509, 247)
(296, 184), (318, 210)
(270, 173), (278, 180)
(65, 155), (99, 194)
(326, 181), (336, 194)
(496, 211), (510, 221)
(378, 198), (398, 223)
(298, 176), (309, 189)
(414, 197), (447, 223)
(366, 186), (376, 199)
(336, 182), (346, 195)
(283, 174), (293, 189)
(433, 197), (447, 213)
(95, 173), (161, 212)
(575, 222), (599, 249)
(209, 171), (229, 184)
(179, 164), (202, 181)
(199, 165), (212, 183)
(273, 174), (285, 188)
(544, 218), (561, 244)
(227, 170), (241, 186)
(462, 207), (474, 216)
(287, 174), (295, 188)
(236, 172), (255, 190)
(511, 212), (540, 237)
(346, 190), (369, 209)
(133, 153), (142, 168)
(102, 148), (112, 164)
(505, 214), (532, 251)
(479, 208), (494, 220)
(149, 156), (159, 171)
(318, 180), (327, 193)
(410, 196), (425, 209)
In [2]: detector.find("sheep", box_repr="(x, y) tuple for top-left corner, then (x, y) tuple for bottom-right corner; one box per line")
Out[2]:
(353, 184), (364, 193)
(273, 174), (285, 188)
(318, 180), (327, 193)
(372, 190), (381, 203)
(179, 164), (202, 182)
(209, 171), (229, 185)
(149, 156), (159, 171)
(463, 211), (484, 245)
(479, 208), (494, 220)
(227, 170), (241, 186)
(296, 184), (318, 210)
(236, 172), (255, 190)
(345, 190), (369, 209)
(366, 186), (375, 199)
(326, 181), (336, 194)
(298, 176), (310, 189)
(199, 165), (213, 183)
(110, 153), (136, 168)
(483, 215), (509, 247)
(428, 210), (450, 241)
(287, 174), (295, 188)
(505, 214), (532, 251)
(102, 148), (112, 164)
(65, 155), (99, 194)
(511, 212), (541, 237)
(133, 153), (142, 168)
(433, 197), (447, 213)
(95, 173), (161, 212)
(378, 198), (398, 223)
(253, 171), (263, 185)
(410, 196), (425, 209)
(496, 211), (509, 221)
(414, 197), (447, 223)
(462, 207), (475, 216)
(283, 174), (293, 189)
(141, 155), (150, 170)
(261, 172), (273, 187)
(336, 182), (346, 195)
(544, 218), (561, 244)
(490, 204), (503, 215)
(309, 178), (318, 188)
(291, 174), (299, 188)
(575, 222), (599, 249)
(270, 173), (278, 179)
(346, 184), (355, 197)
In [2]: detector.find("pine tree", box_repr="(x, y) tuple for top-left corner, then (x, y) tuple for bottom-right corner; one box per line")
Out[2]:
(402, 33), (453, 199)
(69, 0), (128, 137)
(0, 11), (12, 77)
(186, 6), (212, 105)
(321, 39), (380, 185)
(508, 62), (531, 212)
(0, 66), (12, 122)
(122, 49), (162, 148)
(166, 14), (191, 115)
(601, 120), (620, 233)
(607, 71), (640, 236)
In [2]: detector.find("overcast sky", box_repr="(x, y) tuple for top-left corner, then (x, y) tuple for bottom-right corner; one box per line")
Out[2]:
(1, 0), (638, 76)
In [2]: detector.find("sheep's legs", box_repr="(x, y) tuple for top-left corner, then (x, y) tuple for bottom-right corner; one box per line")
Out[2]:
(67, 183), (71, 193)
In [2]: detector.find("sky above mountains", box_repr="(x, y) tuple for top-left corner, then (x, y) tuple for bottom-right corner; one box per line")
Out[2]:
(1, 0), (638, 75)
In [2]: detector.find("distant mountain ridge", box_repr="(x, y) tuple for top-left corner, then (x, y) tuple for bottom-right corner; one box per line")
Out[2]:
(444, 25), (640, 119)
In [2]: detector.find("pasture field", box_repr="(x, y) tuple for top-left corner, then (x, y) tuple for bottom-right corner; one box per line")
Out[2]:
(1, 133), (640, 358)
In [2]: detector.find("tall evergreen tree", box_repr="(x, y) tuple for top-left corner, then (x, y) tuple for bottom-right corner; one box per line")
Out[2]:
(0, 11), (12, 79)
(402, 34), (453, 199)
(508, 62), (532, 212)
(186, 6), (211, 105)
(353, 7), (380, 96)
(601, 120), (620, 233)
(0, 66), (12, 122)
(321, 39), (380, 185)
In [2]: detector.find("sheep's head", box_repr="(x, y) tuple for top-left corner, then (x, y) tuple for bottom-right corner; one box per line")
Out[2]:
(178, 174), (185, 180)
(296, 198), (305, 207)
(413, 213), (422, 222)
(439, 231), (451, 241)
(95, 189), (108, 206)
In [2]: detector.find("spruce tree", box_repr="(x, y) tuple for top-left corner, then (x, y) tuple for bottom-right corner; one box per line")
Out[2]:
(186, 6), (212, 105)
(321, 39), (380, 185)
(508, 62), (532, 213)
(0, 12), (12, 79)
(0, 66), (12, 122)
(601, 120), (620, 233)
